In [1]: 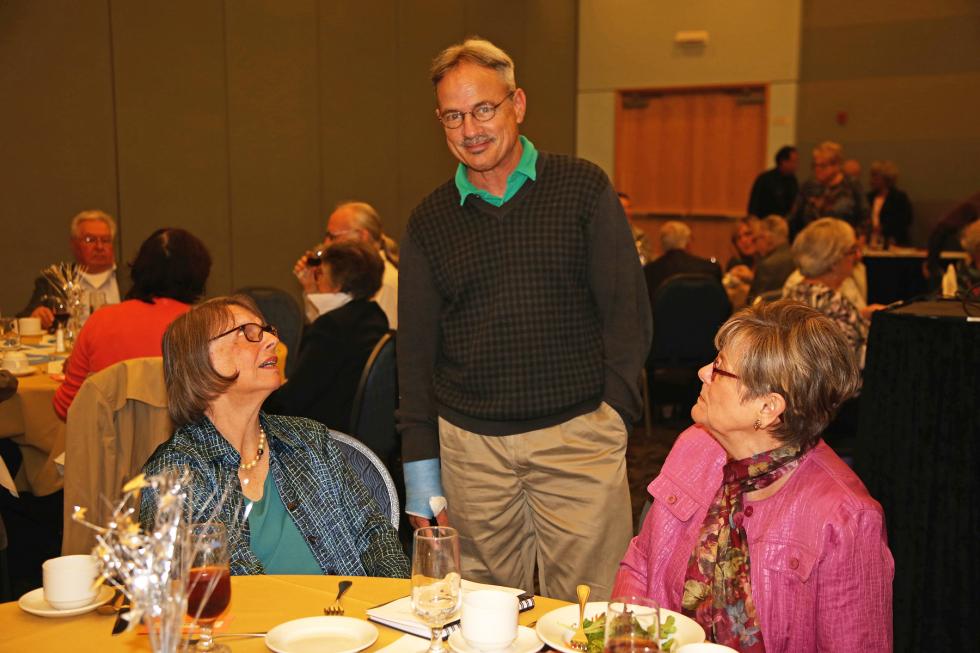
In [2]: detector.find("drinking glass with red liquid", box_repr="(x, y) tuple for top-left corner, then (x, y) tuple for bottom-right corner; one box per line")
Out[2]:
(603, 596), (661, 653)
(187, 522), (231, 653)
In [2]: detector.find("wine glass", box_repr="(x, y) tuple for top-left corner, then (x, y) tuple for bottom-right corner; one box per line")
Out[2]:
(186, 522), (232, 653)
(604, 596), (661, 653)
(411, 526), (462, 653)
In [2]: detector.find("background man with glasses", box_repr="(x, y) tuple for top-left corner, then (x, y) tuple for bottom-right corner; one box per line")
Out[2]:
(18, 210), (121, 328)
(397, 38), (651, 602)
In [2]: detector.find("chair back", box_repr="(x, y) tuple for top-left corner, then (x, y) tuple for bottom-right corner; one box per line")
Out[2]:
(328, 430), (399, 529)
(650, 273), (732, 368)
(62, 357), (172, 554)
(349, 332), (398, 466)
(236, 286), (304, 379)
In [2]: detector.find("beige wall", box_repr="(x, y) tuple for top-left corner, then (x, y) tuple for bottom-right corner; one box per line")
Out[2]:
(576, 0), (802, 178)
(797, 0), (980, 246)
(0, 0), (578, 314)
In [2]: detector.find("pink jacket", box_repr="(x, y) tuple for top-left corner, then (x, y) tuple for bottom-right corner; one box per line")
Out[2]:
(614, 426), (893, 653)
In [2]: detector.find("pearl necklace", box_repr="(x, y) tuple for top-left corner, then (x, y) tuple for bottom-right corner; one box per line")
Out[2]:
(239, 426), (266, 471)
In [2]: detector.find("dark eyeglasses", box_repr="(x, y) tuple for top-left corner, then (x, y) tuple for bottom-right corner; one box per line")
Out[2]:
(209, 322), (278, 343)
(710, 359), (739, 382)
(438, 91), (515, 129)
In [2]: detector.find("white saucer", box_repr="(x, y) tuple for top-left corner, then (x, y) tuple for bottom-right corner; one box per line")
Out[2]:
(449, 626), (543, 653)
(2, 366), (35, 377)
(18, 585), (114, 617)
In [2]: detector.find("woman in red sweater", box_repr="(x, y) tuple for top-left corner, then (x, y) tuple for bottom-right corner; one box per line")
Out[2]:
(53, 228), (211, 420)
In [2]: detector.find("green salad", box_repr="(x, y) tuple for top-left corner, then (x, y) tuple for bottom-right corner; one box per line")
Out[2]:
(580, 612), (678, 653)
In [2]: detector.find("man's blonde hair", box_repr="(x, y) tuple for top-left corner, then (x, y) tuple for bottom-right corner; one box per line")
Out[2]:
(430, 37), (516, 90)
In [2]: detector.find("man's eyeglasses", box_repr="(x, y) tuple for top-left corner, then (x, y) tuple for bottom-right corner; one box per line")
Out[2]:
(210, 322), (278, 343)
(80, 235), (113, 245)
(710, 359), (740, 382)
(438, 91), (515, 129)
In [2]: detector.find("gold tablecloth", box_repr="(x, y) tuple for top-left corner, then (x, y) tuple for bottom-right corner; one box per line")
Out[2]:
(0, 575), (568, 652)
(0, 369), (64, 496)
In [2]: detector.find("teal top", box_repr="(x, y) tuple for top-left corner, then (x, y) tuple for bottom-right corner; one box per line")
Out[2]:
(454, 135), (538, 206)
(248, 470), (323, 574)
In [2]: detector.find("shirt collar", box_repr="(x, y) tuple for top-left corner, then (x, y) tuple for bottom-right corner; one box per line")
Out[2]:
(455, 135), (538, 206)
(189, 412), (299, 465)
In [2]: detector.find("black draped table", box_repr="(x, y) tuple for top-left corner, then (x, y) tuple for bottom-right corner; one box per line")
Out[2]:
(855, 300), (979, 653)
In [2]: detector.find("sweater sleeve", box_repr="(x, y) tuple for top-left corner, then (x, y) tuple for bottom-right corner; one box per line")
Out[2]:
(395, 230), (442, 464)
(588, 182), (653, 425)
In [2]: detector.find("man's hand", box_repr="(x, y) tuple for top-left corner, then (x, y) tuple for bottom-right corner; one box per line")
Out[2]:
(293, 251), (321, 294)
(407, 509), (450, 531)
(31, 306), (54, 329)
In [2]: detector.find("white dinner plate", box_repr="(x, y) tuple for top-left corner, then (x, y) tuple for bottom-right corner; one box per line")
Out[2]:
(265, 616), (378, 653)
(449, 625), (543, 653)
(18, 585), (114, 618)
(535, 601), (705, 653)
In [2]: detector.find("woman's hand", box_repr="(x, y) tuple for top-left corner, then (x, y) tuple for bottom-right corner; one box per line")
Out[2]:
(32, 305), (55, 329)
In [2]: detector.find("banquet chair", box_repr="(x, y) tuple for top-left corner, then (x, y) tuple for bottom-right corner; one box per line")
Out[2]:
(328, 430), (399, 529)
(62, 357), (172, 555)
(648, 273), (732, 416)
(235, 286), (304, 380)
(349, 331), (397, 465)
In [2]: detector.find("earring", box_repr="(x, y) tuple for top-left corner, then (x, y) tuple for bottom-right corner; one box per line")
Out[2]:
(753, 419), (762, 431)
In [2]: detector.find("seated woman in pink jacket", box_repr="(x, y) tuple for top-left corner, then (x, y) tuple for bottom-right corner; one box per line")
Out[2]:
(53, 228), (211, 419)
(614, 300), (893, 653)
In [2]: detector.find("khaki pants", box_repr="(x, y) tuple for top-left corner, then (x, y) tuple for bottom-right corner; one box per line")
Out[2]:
(439, 402), (632, 602)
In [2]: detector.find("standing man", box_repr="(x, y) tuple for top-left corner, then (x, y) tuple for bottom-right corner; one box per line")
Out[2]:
(397, 38), (651, 601)
(747, 146), (799, 218)
(18, 210), (121, 328)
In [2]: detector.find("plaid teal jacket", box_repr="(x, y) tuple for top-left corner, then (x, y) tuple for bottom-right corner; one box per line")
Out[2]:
(140, 413), (409, 578)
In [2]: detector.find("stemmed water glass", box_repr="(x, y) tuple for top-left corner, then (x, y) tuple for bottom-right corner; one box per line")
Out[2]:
(603, 596), (661, 653)
(411, 526), (462, 653)
(186, 522), (232, 653)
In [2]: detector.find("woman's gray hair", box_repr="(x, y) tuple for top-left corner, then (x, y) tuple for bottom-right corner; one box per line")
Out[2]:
(961, 219), (980, 258)
(716, 299), (861, 449)
(792, 217), (855, 278)
(430, 37), (516, 90)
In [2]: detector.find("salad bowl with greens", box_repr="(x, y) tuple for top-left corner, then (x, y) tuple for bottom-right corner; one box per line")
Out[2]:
(535, 602), (705, 653)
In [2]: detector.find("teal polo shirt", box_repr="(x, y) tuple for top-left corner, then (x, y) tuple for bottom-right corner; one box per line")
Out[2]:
(454, 135), (538, 206)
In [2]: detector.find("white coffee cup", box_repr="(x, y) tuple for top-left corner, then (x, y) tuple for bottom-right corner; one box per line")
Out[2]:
(18, 316), (42, 336)
(461, 590), (519, 651)
(2, 350), (30, 373)
(42, 554), (99, 610)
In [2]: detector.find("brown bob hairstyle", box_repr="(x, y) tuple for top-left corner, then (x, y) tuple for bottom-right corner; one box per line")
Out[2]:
(715, 299), (861, 449)
(322, 239), (384, 301)
(162, 294), (265, 427)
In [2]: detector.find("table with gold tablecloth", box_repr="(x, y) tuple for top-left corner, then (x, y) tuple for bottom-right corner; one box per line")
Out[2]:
(0, 369), (64, 496)
(0, 575), (568, 652)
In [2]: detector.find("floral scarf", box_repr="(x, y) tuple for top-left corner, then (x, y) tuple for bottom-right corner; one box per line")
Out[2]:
(681, 442), (810, 651)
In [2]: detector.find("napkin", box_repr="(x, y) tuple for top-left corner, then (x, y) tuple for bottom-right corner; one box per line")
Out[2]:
(0, 457), (18, 497)
(942, 263), (958, 298)
(366, 580), (533, 639)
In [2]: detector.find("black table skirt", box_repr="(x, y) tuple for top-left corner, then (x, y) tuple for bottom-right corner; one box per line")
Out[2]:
(855, 302), (980, 652)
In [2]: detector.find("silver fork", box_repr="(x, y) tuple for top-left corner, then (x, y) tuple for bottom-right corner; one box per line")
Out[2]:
(324, 580), (353, 615)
